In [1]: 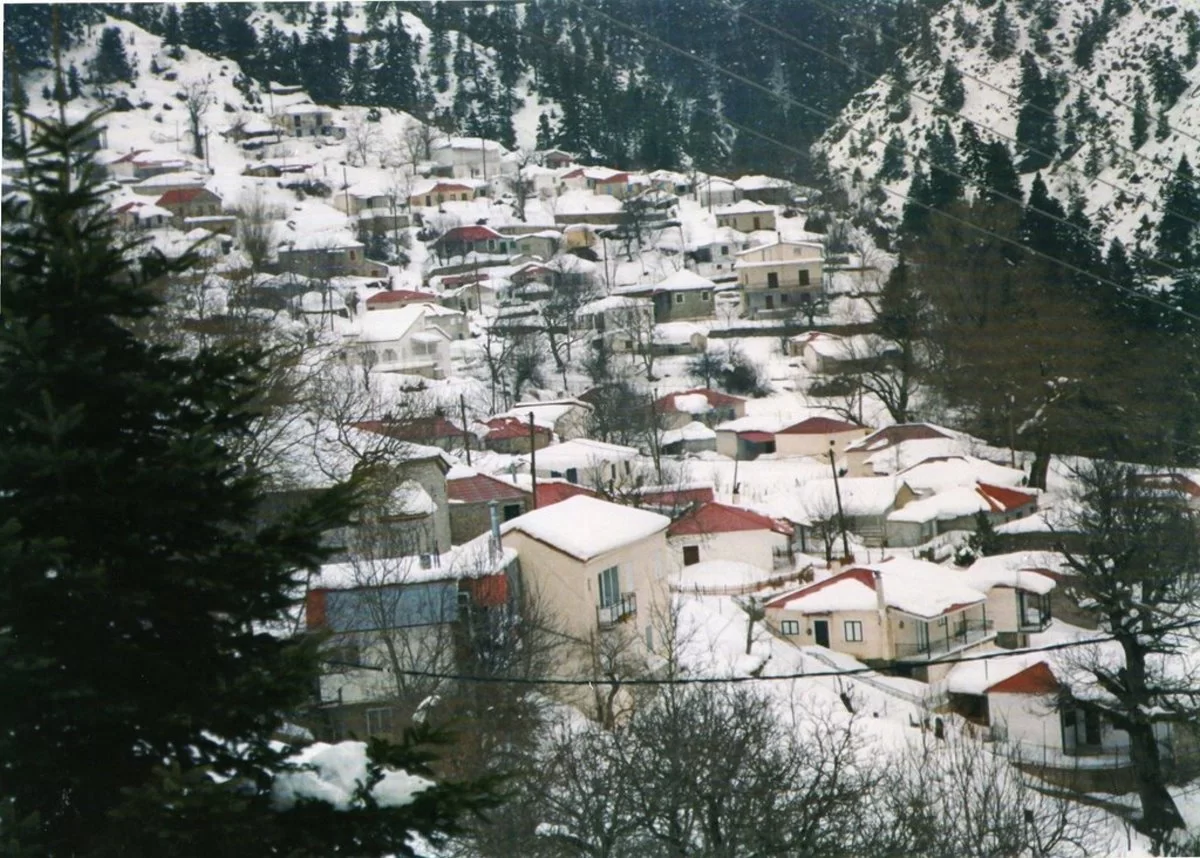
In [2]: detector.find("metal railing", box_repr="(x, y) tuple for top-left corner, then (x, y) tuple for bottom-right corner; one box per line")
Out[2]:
(895, 619), (995, 660)
(597, 592), (637, 628)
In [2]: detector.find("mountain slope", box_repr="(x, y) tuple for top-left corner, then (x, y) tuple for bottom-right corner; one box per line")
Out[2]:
(815, 0), (1200, 253)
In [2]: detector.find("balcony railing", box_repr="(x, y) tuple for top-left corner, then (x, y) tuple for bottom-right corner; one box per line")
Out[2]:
(894, 618), (995, 660)
(597, 592), (637, 628)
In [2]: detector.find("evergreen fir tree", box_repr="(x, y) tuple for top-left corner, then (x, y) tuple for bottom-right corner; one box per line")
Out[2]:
(980, 140), (1023, 206)
(1019, 173), (1068, 259)
(900, 167), (933, 238)
(876, 130), (907, 183)
(346, 44), (373, 105)
(0, 107), (499, 858)
(1157, 155), (1200, 268)
(535, 111), (556, 151)
(67, 64), (83, 101)
(181, 3), (220, 56)
(93, 26), (134, 85)
(1014, 52), (1058, 171)
(937, 61), (965, 112)
(925, 121), (963, 210)
(989, 1), (1018, 61)
(1155, 106), (1171, 142)
(1130, 77), (1150, 150)
(967, 511), (1002, 557)
(161, 4), (183, 54)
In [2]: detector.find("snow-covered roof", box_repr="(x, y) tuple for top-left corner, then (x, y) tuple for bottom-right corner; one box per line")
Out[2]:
(313, 530), (516, 590)
(661, 421), (717, 447)
(945, 650), (1052, 696)
(768, 557), (987, 619)
(714, 199), (775, 216)
(655, 269), (716, 291)
(577, 295), (651, 316)
(501, 495), (668, 561)
(434, 136), (508, 154)
(715, 415), (790, 434)
(518, 438), (639, 471)
(897, 455), (1026, 493)
(794, 477), (899, 520)
(350, 305), (431, 344)
(962, 552), (1065, 595)
(285, 229), (362, 252)
(133, 170), (208, 190)
(733, 174), (790, 190)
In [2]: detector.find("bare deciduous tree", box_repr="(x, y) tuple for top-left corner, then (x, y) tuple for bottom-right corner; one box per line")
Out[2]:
(182, 77), (212, 160)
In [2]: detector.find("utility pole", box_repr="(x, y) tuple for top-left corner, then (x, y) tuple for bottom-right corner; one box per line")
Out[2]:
(459, 394), (472, 466)
(528, 411), (538, 509)
(342, 162), (350, 218)
(828, 440), (851, 562)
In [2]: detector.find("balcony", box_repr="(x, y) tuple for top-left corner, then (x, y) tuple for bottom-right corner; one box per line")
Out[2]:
(894, 618), (995, 661)
(597, 592), (637, 628)
(1018, 592), (1052, 632)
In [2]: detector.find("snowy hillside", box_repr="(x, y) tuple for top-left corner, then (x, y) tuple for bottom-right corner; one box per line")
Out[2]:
(815, 0), (1200, 248)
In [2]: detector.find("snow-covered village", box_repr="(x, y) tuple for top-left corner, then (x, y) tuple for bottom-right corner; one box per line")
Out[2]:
(5, 1), (1200, 855)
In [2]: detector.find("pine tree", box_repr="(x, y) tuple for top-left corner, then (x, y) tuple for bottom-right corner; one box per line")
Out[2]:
(900, 167), (933, 238)
(0, 108), (499, 857)
(1019, 172), (1068, 259)
(980, 140), (1023, 205)
(1130, 77), (1150, 150)
(93, 26), (134, 85)
(876, 130), (907, 182)
(938, 61), (965, 112)
(161, 4), (183, 54)
(1014, 52), (1058, 171)
(181, 3), (220, 56)
(1157, 155), (1199, 268)
(925, 121), (963, 210)
(535, 111), (556, 151)
(989, 1), (1017, 61)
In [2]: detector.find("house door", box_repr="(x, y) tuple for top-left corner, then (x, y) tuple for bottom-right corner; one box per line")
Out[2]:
(916, 621), (930, 654)
(753, 216), (761, 230)
(813, 620), (830, 648)
(682, 545), (700, 566)
(765, 295), (775, 310)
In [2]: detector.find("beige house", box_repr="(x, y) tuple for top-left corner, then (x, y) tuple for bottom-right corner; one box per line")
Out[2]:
(501, 495), (672, 649)
(734, 239), (824, 319)
(842, 423), (964, 477)
(668, 501), (795, 571)
(713, 199), (776, 233)
(774, 416), (871, 459)
(278, 232), (389, 280)
(765, 558), (996, 682)
(408, 180), (475, 208)
(516, 438), (639, 486)
(342, 304), (453, 380)
(962, 555), (1056, 648)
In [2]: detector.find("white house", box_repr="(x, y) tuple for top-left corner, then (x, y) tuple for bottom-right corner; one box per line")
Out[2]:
(734, 239), (824, 319)
(667, 501), (795, 571)
(505, 398), (594, 441)
(342, 304), (453, 379)
(696, 175), (738, 208)
(431, 137), (512, 179)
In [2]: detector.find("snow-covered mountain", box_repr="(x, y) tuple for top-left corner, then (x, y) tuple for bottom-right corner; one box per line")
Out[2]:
(815, 0), (1200, 249)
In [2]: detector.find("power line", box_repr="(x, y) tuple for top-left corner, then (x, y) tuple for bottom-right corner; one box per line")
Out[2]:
(373, 616), (1200, 687)
(567, 1), (1200, 325)
(713, 0), (1200, 241)
(793, 0), (1200, 178)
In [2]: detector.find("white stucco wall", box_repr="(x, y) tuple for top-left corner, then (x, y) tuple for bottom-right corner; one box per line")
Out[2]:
(669, 529), (787, 572)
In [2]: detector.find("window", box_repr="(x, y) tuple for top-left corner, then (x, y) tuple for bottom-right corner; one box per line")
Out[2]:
(597, 566), (620, 608)
(843, 620), (864, 642)
(781, 620), (800, 636)
(366, 707), (394, 737)
(767, 272), (779, 289)
(565, 467), (579, 484)
(682, 545), (700, 566)
(502, 503), (522, 521)
(701, 291), (711, 301)
(349, 250), (357, 260)
(720, 245), (729, 255)
(382, 349), (397, 363)
(798, 269), (810, 286)
(675, 293), (685, 304)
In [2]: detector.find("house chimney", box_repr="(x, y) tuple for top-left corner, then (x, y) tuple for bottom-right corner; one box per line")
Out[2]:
(872, 569), (886, 612)
(488, 500), (501, 560)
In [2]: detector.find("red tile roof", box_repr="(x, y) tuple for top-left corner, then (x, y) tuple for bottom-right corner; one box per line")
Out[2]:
(365, 289), (438, 306)
(440, 272), (490, 288)
(636, 486), (715, 507)
(766, 568), (876, 610)
(778, 416), (865, 435)
(849, 423), (953, 450)
(157, 187), (214, 207)
(420, 181), (474, 194)
(655, 388), (746, 413)
(669, 501), (793, 537)
(739, 431), (775, 443)
(987, 662), (1060, 695)
(439, 225), (505, 243)
(484, 417), (551, 441)
(447, 472), (527, 504)
(353, 416), (463, 441)
(534, 480), (599, 507)
(976, 482), (1037, 512)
